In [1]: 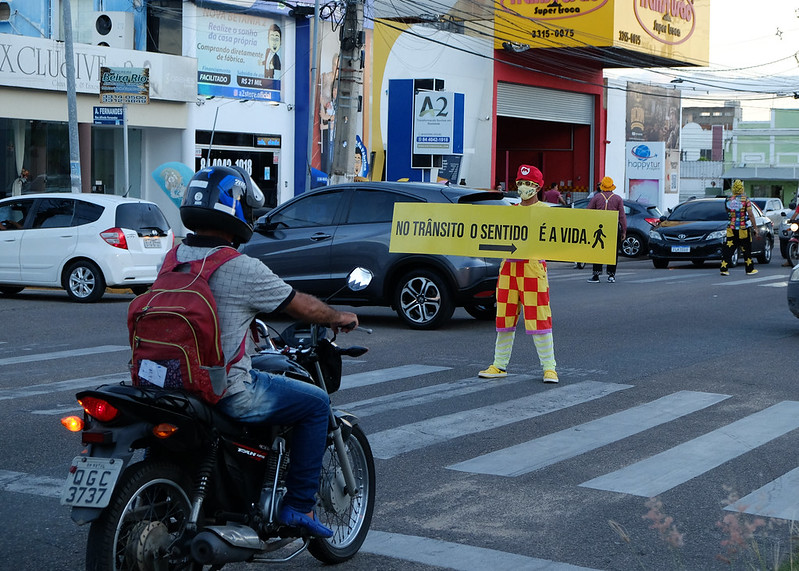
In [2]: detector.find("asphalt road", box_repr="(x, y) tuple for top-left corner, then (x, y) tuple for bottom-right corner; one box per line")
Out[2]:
(1, 255), (798, 570)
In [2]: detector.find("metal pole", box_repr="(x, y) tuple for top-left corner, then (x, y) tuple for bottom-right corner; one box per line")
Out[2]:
(62, 0), (81, 193)
(306, 0), (320, 193)
(123, 104), (130, 196)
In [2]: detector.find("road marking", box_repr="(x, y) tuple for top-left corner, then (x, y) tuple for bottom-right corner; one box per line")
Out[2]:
(363, 530), (599, 570)
(727, 466), (799, 520)
(581, 401), (799, 497)
(448, 390), (729, 476)
(761, 281), (788, 287)
(369, 381), (631, 460)
(0, 373), (127, 401)
(340, 365), (451, 389)
(716, 275), (786, 286)
(627, 273), (707, 283)
(0, 470), (62, 498)
(0, 345), (129, 367)
(339, 374), (535, 417)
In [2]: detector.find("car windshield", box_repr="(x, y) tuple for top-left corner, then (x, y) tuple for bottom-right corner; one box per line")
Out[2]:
(668, 201), (727, 222)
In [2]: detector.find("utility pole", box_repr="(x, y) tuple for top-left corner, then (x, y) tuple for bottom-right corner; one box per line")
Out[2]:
(62, 0), (82, 193)
(328, 0), (364, 185)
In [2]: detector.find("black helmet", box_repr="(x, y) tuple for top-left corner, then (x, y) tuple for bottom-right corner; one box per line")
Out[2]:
(180, 166), (265, 244)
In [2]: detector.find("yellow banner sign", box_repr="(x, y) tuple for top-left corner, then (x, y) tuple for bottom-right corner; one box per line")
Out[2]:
(390, 203), (619, 264)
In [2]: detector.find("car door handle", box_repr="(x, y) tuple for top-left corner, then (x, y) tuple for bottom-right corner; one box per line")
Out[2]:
(310, 232), (332, 241)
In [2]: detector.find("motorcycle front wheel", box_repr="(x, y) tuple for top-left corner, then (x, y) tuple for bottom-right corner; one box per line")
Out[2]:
(85, 460), (196, 571)
(310, 424), (376, 564)
(789, 241), (799, 266)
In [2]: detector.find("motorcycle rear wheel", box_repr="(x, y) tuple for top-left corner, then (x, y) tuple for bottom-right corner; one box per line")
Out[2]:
(310, 424), (376, 563)
(86, 460), (196, 571)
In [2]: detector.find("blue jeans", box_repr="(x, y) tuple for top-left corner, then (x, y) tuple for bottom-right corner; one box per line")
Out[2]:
(217, 370), (330, 513)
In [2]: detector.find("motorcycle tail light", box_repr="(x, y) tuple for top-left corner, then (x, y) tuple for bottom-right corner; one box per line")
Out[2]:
(152, 423), (179, 439)
(79, 396), (119, 422)
(61, 415), (84, 432)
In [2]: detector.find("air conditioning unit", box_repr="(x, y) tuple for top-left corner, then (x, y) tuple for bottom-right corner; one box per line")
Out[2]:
(92, 11), (134, 49)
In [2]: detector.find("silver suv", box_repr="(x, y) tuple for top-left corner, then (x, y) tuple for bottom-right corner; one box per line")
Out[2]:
(240, 182), (508, 329)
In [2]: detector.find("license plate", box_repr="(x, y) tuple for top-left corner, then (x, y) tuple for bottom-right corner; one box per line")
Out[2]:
(60, 457), (123, 508)
(143, 237), (161, 249)
(671, 245), (690, 253)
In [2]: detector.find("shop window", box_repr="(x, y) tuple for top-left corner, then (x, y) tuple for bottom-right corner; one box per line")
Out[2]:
(147, 0), (182, 56)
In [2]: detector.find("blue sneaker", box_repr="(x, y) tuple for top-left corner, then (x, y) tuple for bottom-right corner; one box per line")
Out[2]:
(278, 505), (333, 538)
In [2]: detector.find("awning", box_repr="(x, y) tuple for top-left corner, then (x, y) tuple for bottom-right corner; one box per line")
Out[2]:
(721, 167), (799, 180)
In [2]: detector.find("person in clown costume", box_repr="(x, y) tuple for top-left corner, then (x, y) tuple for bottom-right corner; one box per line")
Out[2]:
(479, 164), (558, 383)
(721, 179), (759, 276)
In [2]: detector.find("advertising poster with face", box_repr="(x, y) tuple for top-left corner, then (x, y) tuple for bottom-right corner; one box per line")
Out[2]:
(196, 7), (282, 101)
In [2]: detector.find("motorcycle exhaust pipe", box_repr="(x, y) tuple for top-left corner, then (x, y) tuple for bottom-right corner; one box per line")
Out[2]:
(191, 525), (262, 565)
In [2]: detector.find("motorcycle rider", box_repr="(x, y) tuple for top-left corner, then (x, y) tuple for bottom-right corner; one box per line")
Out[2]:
(177, 165), (358, 538)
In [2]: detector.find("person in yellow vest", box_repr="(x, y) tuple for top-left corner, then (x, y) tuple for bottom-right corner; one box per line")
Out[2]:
(479, 164), (558, 384)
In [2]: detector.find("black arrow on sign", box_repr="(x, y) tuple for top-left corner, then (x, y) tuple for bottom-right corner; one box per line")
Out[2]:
(479, 243), (517, 254)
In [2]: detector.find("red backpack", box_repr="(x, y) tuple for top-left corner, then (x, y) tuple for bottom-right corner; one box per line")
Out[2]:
(128, 245), (243, 404)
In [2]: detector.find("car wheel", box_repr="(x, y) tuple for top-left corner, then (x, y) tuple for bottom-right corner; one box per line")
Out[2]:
(130, 286), (149, 296)
(653, 259), (669, 269)
(394, 270), (454, 330)
(620, 232), (644, 257)
(464, 302), (496, 321)
(691, 260), (705, 267)
(0, 286), (24, 296)
(64, 260), (106, 303)
(757, 237), (773, 264)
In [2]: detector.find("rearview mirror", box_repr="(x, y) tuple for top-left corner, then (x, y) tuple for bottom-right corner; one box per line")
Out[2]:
(347, 267), (373, 292)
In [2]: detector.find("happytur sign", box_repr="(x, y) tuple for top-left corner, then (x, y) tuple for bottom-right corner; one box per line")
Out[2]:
(390, 203), (619, 264)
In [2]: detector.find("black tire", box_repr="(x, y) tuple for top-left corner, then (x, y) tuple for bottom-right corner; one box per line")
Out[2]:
(0, 286), (24, 296)
(620, 232), (644, 257)
(86, 461), (194, 571)
(691, 260), (705, 267)
(789, 241), (799, 267)
(64, 260), (106, 302)
(130, 286), (149, 296)
(464, 302), (496, 321)
(757, 237), (772, 264)
(393, 270), (454, 330)
(310, 425), (375, 564)
(653, 259), (669, 269)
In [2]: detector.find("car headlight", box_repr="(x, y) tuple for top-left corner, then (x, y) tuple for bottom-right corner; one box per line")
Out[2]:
(649, 229), (661, 240)
(706, 230), (726, 241)
(791, 266), (799, 282)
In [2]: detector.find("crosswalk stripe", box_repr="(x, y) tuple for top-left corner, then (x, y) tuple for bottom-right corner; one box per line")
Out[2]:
(369, 381), (631, 460)
(716, 275), (786, 286)
(339, 374), (534, 417)
(726, 466), (799, 520)
(363, 530), (599, 571)
(0, 345), (129, 366)
(340, 365), (450, 389)
(0, 373), (127, 401)
(447, 391), (729, 476)
(0, 470), (62, 498)
(580, 401), (799, 497)
(627, 273), (706, 283)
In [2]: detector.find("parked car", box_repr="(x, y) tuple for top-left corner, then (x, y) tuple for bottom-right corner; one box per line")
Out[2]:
(0, 193), (173, 302)
(647, 197), (773, 269)
(751, 197), (792, 229)
(240, 181), (509, 329)
(788, 264), (799, 318)
(571, 198), (662, 257)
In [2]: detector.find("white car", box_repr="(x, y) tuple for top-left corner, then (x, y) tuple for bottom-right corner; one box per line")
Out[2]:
(0, 193), (173, 302)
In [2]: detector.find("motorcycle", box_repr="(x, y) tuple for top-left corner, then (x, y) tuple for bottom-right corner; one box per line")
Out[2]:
(788, 220), (799, 266)
(60, 268), (376, 570)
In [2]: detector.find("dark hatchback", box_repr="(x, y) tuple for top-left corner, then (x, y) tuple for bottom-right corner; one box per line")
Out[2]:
(240, 182), (510, 329)
(647, 198), (774, 269)
(571, 198), (662, 257)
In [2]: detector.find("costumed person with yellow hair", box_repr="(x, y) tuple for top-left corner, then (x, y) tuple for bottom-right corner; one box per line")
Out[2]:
(721, 179), (759, 276)
(479, 164), (558, 384)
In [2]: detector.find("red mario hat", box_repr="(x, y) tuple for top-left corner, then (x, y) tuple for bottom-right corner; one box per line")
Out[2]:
(516, 164), (543, 186)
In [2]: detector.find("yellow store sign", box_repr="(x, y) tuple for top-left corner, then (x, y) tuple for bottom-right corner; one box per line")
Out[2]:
(390, 203), (619, 264)
(494, 0), (709, 67)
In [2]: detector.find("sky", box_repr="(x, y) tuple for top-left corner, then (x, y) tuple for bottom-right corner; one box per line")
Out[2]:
(607, 0), (799, 120)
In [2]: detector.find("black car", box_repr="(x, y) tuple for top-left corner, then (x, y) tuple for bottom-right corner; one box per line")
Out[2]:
(647, 198), (774, 269)
(240, 182), (510, 329)
(571, 198), (662, 257)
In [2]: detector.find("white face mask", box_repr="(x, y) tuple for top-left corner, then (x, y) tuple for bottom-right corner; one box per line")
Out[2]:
(517, 181), (539, 200)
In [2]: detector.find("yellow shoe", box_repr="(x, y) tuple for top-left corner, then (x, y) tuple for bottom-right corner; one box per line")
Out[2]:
(720, 271), (729, 276)
(543, 369), (559, 384)
(747, 269), (759, 275)
(478, 365), (507, 378)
